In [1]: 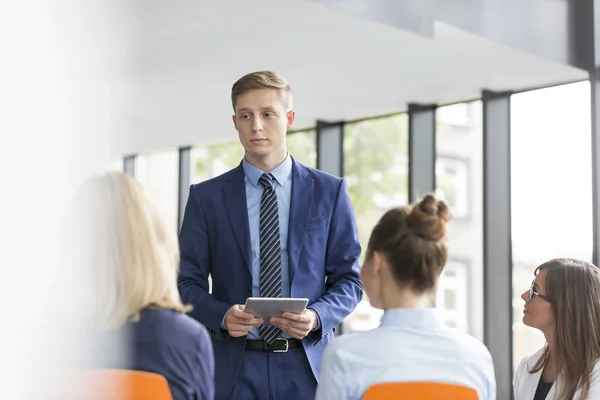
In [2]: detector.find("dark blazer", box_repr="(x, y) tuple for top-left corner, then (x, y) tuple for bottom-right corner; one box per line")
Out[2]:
(123, 308), (215, 400)
(178, 158), (363, 400)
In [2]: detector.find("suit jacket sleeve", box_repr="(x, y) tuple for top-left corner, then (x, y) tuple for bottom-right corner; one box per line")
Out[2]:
(308, 178), (363, 339)
(178, 184), (231, 337)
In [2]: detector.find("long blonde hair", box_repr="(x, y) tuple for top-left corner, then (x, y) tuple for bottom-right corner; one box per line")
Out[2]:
(529, 258), (600, 400)
(62, 172), (190, 330)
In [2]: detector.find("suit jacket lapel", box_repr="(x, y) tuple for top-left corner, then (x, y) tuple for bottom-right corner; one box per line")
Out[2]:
(223, 165), (252, 273)
(288, 161), (313, 283)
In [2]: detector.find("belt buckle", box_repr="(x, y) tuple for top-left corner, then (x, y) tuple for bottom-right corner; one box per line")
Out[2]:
(272, 338), (289, 353)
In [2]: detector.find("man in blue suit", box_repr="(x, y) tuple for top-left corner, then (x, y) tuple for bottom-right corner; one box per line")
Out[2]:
(178, 70), (363, 400)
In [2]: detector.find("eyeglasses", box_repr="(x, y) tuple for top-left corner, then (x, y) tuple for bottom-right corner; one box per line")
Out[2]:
(529, 280), (551, 303)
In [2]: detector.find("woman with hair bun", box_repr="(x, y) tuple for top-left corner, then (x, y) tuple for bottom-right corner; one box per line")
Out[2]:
(316, 194), (496, 400)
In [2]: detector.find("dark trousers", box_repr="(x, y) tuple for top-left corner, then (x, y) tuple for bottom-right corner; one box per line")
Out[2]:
(226, 347), (317, 400)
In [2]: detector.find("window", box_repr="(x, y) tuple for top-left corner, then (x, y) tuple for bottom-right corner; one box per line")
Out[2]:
(135, 150), (179, 232)
(342, 113), (409, 333)
(287, 129), (317, 168)
(436, 157), (469, 219)
(192, 141), (244, 184)
(511, 81), (592, 371)
(437, 103), (473, 128)
(192, 130), (316, 184)
(436, 101), (483, 339)
(437, 260), (469, 332)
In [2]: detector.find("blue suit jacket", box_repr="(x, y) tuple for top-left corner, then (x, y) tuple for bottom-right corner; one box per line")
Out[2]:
(178, 158), (363, 400)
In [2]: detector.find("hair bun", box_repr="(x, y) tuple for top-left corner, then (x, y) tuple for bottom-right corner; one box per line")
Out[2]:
(407, 194), (451, 241)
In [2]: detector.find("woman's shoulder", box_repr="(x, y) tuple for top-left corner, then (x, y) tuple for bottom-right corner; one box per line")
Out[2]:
(445, 330), (491, 355)
(516, 347), (546, 374)
(137, 308), (210, 341)
(323, 329), (387, 365)
(592, 357), (600, 377)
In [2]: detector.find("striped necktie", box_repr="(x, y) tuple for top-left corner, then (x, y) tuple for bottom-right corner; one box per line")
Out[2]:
(258, 173), (282, 344)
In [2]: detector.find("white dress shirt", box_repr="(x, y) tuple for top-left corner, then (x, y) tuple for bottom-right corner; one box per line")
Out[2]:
(316, 308), (496, 400)
(514, 348), (600, 400)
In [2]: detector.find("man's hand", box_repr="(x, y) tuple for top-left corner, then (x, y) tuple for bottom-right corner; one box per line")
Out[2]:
(224, 305), (263, 337)
(270, 309), (319, 340)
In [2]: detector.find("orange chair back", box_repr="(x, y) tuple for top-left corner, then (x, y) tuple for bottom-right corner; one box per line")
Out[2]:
(64, 369), (173, 400)
(363, 381), (479, 400)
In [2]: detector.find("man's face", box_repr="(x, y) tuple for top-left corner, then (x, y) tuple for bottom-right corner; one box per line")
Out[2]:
(232, 88), (295, 168)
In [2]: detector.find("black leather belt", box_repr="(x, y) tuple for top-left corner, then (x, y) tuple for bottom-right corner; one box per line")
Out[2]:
(245, 338), (302, 353)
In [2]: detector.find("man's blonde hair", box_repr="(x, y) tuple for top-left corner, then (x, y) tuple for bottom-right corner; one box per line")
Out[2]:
(63, 172), (190, 330)
(231, 70), (292, 111)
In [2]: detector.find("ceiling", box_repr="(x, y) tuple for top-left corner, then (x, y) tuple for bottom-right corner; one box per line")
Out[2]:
(113, 0), (587, 156)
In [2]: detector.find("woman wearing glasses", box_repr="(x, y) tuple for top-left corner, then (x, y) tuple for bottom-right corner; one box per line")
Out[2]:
(514, 258), (600, 400)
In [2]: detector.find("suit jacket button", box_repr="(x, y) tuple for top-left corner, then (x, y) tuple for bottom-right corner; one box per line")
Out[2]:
(248, 286), (251, 293)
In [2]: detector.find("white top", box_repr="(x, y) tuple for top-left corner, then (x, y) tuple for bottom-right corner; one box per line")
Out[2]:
(514, 348), (600, 400)
(316, 308), (496, 400)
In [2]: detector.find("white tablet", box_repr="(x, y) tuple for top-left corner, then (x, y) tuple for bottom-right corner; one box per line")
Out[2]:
(243, 297), (309, 326)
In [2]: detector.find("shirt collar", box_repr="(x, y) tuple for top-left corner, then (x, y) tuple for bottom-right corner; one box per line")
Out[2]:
(242, 153), (292, 188)
(379, 308), (446, 330)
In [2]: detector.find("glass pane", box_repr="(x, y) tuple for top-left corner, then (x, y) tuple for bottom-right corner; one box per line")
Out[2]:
(511, 81), (593, 372)
(135, 150), (179, 232)
(342, 113), (409, 333)
(192, 141), (244, 184)
(287, 129), (317, 168)
(192, 131), (315, 184)
(436, 101), (484, 340)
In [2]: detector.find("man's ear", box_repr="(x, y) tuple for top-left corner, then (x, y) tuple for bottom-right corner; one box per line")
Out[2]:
(286, 110), (296, 130)
(232, 114), (238, 131)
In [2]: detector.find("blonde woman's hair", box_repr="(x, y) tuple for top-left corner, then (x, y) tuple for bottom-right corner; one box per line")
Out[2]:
(62, 172), (190, 330)
(231, 70), (292, 111)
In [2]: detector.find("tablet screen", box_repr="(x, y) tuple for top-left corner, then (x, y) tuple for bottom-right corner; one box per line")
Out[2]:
(243, 297), (309, 325)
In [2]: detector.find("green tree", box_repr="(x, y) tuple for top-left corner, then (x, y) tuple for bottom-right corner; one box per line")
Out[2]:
(194, 140), (244, 182)
(343, 113), (409, 263)
(287, 129), (317, 168)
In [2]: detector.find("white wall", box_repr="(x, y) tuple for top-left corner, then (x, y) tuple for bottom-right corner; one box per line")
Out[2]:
(109, 2), (586, 158)
(0, 1), (133, 397)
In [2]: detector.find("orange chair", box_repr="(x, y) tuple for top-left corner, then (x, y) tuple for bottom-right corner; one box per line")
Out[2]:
(63, 369), (174, 400)
(363, 382), (479, 400)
